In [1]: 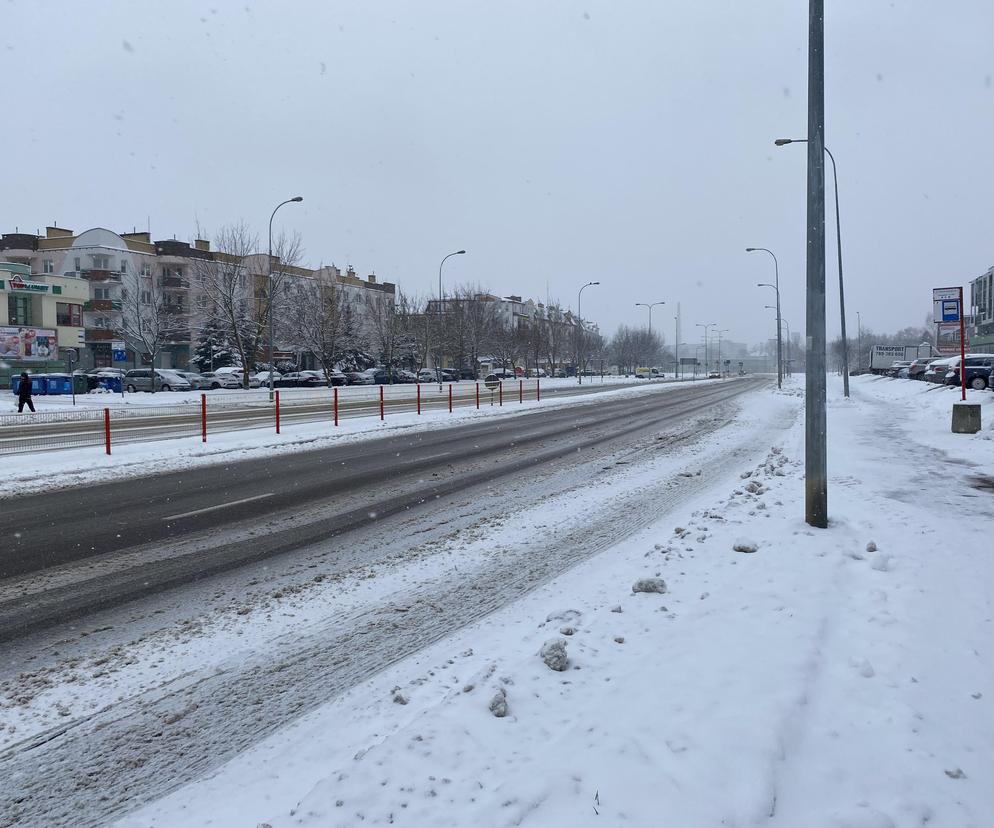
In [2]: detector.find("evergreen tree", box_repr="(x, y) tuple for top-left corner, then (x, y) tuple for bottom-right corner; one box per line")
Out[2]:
(192, 319), (236, 371)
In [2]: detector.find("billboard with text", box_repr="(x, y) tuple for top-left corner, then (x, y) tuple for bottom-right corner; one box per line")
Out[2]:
(0, 326), (59, 361)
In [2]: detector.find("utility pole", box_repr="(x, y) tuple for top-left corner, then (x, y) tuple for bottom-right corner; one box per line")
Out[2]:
(805, 0), (828, 528)
(674, 303), (680, 379)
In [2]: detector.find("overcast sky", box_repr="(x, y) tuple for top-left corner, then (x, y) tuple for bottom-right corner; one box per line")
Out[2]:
(3, 1), (992, 346)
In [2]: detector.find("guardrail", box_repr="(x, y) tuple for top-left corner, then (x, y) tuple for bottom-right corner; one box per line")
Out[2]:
(0, 379), (548, 456)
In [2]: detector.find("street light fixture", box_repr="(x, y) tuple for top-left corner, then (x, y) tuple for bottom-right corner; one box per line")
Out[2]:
(577, 281), (600, 384)
(716, 328), (729, 376)
(436, 249), (466, 385)
(775, 137), (849, 397)
(268, 195), (303, 400)
(747, 247), (782, 389)
(766, 304), (792, 376)
(636, 301), (665, 369)
(695, 322), (716, 378)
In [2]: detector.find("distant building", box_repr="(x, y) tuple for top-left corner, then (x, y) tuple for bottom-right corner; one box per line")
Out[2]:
(969, 264), (994, 351)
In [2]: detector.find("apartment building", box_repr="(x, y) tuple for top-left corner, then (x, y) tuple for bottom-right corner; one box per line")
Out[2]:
(0, 260), (88, 369)
(0, 226), (396, 371)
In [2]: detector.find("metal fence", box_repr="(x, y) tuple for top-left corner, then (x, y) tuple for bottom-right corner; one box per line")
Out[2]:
(0, 379), (550, 456)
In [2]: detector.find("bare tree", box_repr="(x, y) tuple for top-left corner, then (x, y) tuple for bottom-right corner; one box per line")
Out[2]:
(118, 261), (187, 391)
(489, 319), (522, 372)
(287, 272), (360, 384)
(192, 222), (303, 388)
(366, 289), (417, 381)
(545, 302), (568, 375)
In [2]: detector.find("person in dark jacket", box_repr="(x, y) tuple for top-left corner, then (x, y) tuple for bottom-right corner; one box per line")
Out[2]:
(17, 372), (35, 413)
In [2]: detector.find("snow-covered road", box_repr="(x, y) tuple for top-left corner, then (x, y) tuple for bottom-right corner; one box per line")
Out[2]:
(4, 375), (993, 828)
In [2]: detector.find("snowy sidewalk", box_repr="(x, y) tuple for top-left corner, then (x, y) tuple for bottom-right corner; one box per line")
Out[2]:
(114, 375), (993, 827)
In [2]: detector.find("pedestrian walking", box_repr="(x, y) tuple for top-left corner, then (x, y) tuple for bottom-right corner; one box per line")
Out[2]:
(17, 371), (35, 413)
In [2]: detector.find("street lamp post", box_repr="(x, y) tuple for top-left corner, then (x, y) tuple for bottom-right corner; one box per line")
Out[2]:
(695, 322), (716, 378)
(775, 137), (849, 396)
(747, 247), (782, 389)
(576, 281), (600, 384)
(436, 250), (466, 386)
(268, 195), (303, 400)
(636, 301), (665, 369)
(716, 328), (729, 376)
(764, 306), (791, 376)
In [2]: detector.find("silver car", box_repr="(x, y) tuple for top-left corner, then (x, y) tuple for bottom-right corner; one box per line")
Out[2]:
(123, 369), (192, 392)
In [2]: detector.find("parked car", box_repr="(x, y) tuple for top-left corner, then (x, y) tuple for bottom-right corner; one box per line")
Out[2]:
(344, 371), (374, 385)
(417, 369), (457, 383)
(123, 369), (192, 392)
(908, 357), (942, 380)
(175, 371), (212, 390)
(922, 357), (956, 383)
(488, 368), (517, 380)
(886, 360), (912, 377)
(252, 370), (280, 387)
(943, 355), (994, 390)
(198, 371), (242, 390)
(525, 368), (548, 378)
(275, 371), (324, 388)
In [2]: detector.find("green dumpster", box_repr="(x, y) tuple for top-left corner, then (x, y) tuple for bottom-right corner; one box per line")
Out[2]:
(72, 374), (89, 394)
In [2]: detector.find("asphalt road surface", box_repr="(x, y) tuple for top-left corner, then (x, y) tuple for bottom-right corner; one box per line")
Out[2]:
(1, 378), (761, 638)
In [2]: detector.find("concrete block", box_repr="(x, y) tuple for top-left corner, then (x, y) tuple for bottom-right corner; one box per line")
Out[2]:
(952, 402), (981, 434)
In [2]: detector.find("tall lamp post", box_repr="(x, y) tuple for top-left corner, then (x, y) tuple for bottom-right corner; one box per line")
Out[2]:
(695, 322), (715, 378)
(766, 304), (792, 376)
(716, 328), (729, 376)
(268, 195), (303, 400)
(636, 301), (665, 369)
(747, 247), (782, 389)
(775, 137), (849, 397)
(576, 281), (600, 384)
(436, 249), (466, 386)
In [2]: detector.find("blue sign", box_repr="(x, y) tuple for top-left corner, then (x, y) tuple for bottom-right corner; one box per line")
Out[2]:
(941, 299), (961, 323)
(113, 349), (127, 361)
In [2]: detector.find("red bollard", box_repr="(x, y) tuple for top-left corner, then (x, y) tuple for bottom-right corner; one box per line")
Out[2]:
(275, 390), (281, 434)
(448, 383), (453, 413)
(417, 383), (421, 415)
(519, 379), (523, 403)
(104, 408), (111, 455)
(201, 393), (207, 442)
(499, 381), (503, 406)
(537, 378), (541, 401)
(334, 386), (339, 426)
(380, 385), (384, 420)
(475, 382), (479, 409)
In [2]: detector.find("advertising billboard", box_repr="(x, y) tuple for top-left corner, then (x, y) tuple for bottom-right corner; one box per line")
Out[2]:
(0, 326), (59, 361)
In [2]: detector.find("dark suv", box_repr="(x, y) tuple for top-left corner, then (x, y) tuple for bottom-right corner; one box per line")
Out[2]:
(943, 355), (994, 390)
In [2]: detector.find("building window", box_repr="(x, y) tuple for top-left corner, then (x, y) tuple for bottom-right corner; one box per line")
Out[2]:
(94, 287), (111, 300)
(57, 302), (83, 327)
(120, 259), (128, 274)
(141, 263), (151, 277)
(140, 290), (151, 304)
(43, 259), (54, 274)
(74, 257), (82, 272)
(93, 255), (110, 270)
(7, 295), (33, 325)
